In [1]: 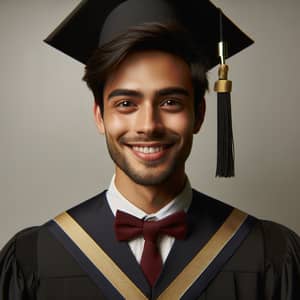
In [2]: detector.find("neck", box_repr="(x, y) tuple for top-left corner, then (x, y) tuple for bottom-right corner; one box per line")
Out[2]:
(114, 168), (186, 214)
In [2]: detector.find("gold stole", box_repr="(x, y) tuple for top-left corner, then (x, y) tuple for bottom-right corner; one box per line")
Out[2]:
(54, 208), (248, 299)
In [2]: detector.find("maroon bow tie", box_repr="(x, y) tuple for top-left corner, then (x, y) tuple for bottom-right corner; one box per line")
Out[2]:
(114, 210), (188, 286)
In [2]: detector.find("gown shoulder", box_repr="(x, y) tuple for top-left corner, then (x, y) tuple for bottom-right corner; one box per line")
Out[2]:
(259, 220), (300, 299)
(0, 227), (40, 300)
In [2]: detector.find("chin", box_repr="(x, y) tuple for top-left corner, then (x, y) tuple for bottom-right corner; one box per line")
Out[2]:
(128, 173), (170, 186)
(123, 162), (181, 186)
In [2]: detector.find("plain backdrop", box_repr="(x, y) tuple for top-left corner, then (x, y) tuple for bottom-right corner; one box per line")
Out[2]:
(0, 0), (299, 247)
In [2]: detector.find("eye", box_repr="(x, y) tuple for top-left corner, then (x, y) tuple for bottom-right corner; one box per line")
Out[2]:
(161, 99), (183, 111)
(115, 100), (137, 113)
(117, 100), (133, 107)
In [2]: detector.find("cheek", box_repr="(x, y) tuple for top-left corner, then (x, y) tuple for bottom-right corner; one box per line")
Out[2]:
(165, 112), (195, 135)
(103, 112), (132, 137)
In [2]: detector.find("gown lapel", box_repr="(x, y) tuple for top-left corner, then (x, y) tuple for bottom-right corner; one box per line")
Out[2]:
(48, 191), (151, 299)
(153, 190), (256, 299)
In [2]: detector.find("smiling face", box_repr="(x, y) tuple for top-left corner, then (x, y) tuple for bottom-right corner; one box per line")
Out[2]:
(94, 50), (205, 186)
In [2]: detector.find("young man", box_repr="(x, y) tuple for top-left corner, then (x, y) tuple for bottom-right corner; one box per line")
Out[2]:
(0, 1), (299, 299)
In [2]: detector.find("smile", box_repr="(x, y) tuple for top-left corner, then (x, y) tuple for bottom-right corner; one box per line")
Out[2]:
(132, 146), (164, 154)
(127, 143), (173, 162)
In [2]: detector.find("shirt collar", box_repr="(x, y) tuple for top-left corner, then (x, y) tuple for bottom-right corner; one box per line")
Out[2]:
(106, 175), (192, 220)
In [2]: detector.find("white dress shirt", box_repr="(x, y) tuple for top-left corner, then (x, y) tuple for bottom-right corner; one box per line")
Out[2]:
(106, 175), (192, 264)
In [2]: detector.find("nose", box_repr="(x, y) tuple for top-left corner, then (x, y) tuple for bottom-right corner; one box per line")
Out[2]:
(136, 104), (164, 136)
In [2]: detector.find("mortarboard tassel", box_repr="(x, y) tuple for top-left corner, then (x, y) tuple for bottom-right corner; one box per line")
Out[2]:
(214, 9), (234, 177)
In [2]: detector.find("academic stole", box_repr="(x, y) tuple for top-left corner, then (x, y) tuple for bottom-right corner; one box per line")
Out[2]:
(48, 208), (251, 299)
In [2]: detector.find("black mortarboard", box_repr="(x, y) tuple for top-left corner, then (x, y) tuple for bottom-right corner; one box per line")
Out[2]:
(45, 0), (254, 177)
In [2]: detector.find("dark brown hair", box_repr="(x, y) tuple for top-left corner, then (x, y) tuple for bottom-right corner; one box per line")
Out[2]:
(83, 23), (209, 114)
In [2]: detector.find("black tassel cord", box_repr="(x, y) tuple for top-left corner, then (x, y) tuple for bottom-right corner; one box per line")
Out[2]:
(215, 9), (235, 177)
(216, 92), (234, 177)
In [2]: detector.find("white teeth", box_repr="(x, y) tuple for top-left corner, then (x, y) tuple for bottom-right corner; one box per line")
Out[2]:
(132, 146), (163, 154)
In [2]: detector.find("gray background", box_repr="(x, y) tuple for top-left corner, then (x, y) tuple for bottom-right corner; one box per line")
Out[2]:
(0, 0), (299, 247)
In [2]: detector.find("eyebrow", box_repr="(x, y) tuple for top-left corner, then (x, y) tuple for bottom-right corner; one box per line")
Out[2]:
(107, 87), (190, 100)
(156, 87), (190, 97)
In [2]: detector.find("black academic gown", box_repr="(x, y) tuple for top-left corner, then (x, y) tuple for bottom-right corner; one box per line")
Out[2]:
(1, 190), (300, 299)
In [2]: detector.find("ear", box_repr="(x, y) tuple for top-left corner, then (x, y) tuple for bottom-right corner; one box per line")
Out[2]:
(193, 98), (206, 134)
(93, 102), (105, 134)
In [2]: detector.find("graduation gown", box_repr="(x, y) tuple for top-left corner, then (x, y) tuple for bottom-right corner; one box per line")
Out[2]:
(1, 190), (300, 299)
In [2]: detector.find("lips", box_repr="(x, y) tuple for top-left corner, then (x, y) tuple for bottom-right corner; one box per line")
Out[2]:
(127, 143), (173, 161)
(132, 145), (164, 154)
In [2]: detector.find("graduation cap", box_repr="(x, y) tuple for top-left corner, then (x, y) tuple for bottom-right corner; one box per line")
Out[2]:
(45, 0), (254, 177)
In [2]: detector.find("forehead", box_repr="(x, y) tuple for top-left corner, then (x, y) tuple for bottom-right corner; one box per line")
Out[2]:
(103, 50), (194, 96)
